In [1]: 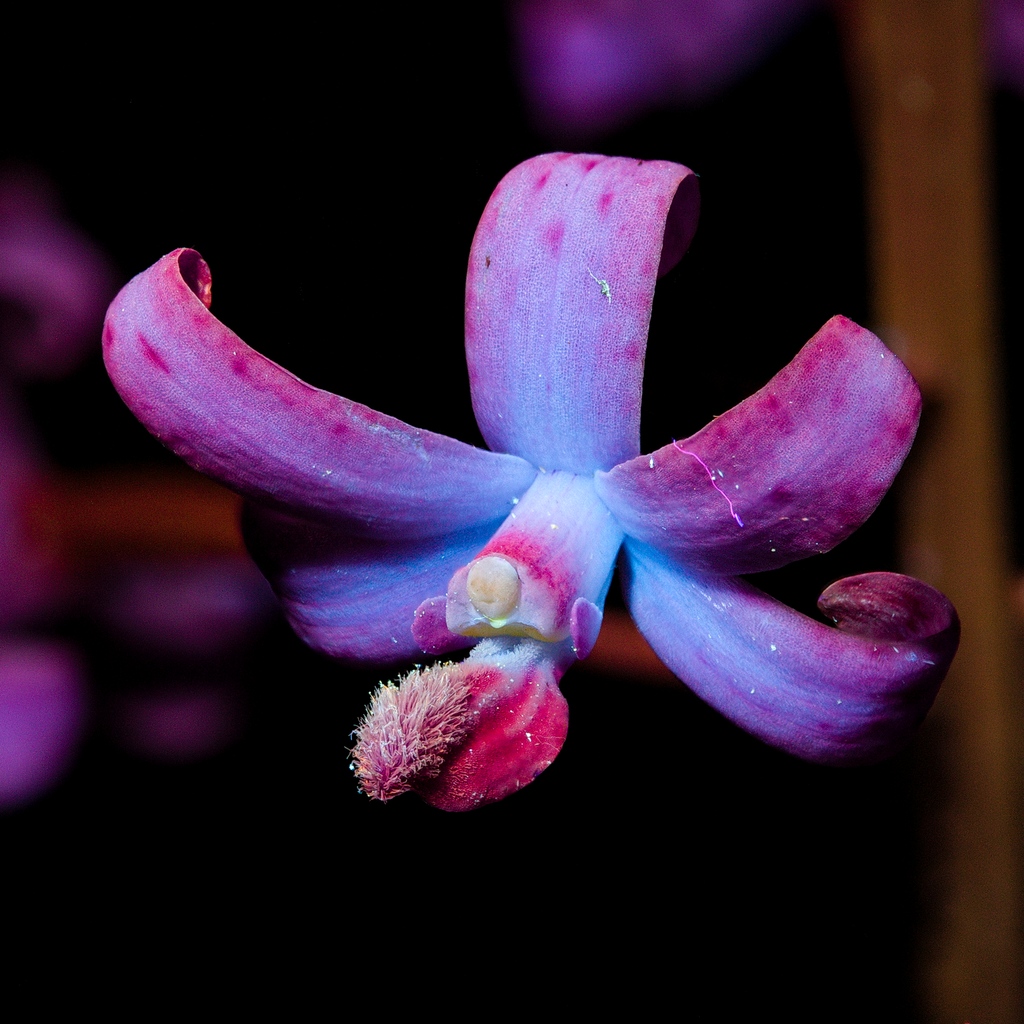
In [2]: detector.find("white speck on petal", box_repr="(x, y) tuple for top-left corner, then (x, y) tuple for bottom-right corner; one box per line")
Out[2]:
(649, 458), (655, 469)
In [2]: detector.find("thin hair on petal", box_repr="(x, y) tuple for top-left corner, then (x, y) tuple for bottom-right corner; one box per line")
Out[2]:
(349, 662), (473, 801)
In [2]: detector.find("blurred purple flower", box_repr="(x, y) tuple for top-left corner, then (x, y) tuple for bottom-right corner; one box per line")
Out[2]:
(512, 0), (821, 136)
(0, 170), (113, 807)
(512, 0), (1024, 137)
(0, 169), (117, 626)
(989, 0), (1024, 93)
(0, 640), (87, 811)
(97, 555), (275, 660)
(98, 556), (274, 764)
(108, 679), (245, 764)
(0, 167), (116, 377)
(0, 169), (269, 800)
(102, 153), (958, 811)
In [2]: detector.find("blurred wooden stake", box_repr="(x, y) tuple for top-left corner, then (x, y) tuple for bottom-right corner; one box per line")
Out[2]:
(841, 1), (1022, 1019)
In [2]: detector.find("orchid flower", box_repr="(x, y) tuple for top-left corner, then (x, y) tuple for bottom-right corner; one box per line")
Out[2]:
(102, 153), (958, 811)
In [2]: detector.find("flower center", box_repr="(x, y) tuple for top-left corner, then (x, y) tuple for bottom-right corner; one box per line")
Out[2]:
(466, 555), (521, 622)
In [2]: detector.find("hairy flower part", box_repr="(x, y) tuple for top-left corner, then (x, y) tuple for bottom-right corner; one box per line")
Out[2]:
(351, 661), (474, 801)
(102, 152), (960, 809)
(352, 638), (572, 811)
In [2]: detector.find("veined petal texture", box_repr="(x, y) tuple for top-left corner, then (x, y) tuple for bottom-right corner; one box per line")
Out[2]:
(596, 317), (920, 574)
(242, 504), (484, 664)
(103, 249), (536, 540)
(466, 153), (699, 472)
(622, 539), (958, 765)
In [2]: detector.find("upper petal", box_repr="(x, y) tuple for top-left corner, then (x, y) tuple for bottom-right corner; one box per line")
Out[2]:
(596, 317), (920, 574)
(103, 249), (536, 540)
(621, 539), (958, 765)
(466, 153), (699, 472)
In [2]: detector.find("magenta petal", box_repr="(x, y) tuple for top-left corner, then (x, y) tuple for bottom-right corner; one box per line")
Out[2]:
(103, 249), (536, 539)
(466, 153), (699, 472)
(243, 504), (484, 664)
(622, 540), (958, 765)
(350, 637), (572, 811)
(596, 317), (921, 574)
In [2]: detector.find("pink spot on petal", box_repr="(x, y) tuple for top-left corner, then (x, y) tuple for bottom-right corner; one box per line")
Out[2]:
(139, 336), (170, 374)
(543, 221), (565, 256)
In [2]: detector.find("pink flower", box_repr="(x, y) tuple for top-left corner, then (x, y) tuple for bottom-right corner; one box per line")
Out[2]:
(102, 153), (958, 810)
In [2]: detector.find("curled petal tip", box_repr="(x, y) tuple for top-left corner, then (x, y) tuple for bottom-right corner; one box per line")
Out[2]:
(466, 153), (699, 471)
(104, 248), (536, 535)
(818, 572), (959, 646)
(176, 248), (212, 309)
(622, 542), (958, 768)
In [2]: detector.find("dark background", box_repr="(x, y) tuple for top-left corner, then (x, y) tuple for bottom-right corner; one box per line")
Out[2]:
(2, 8), (1019, 1017)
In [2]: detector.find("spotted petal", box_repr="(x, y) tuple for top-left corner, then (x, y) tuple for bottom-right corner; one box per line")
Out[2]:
(466, 153), (699, 473)
(103, 249), (536, 540)
(621, 539), (958, 765)
(596, 317), (920, 574)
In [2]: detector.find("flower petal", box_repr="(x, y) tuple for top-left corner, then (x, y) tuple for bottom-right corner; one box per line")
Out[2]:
(596, 317), (920, 574)
(350, 637), (572, 811)
(242, 503), (485, 664)
(103, 249), (536, 539)
(466, 153), (699, 472)
(621, 539), (958, 765)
